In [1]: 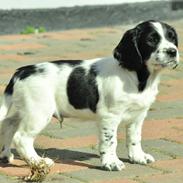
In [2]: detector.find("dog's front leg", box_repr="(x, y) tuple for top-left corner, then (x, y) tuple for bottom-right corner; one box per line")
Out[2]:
(98, 117), (125, 171)
(126, 111), (155, 165)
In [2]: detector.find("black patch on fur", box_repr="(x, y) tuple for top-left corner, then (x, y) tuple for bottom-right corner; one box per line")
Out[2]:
(100, 151), (106, 155)
(13, 65), (45, 81)
(15, 65), (38, 80)
(4, 65), (45, 95)
(51, 60), (83, 66)
(0, 157), (9, 164)
(103, 128), (108, 131)
(137, 21), (161, 62)
(67, 65), (99, 113)
(4, 77), (15, 95)
(162, 22), (178, 47)
(113, 20), (161, 69)
(113, 27), (143, 71)
(104, 135), (113, 142)
(137, 65), (150, 92)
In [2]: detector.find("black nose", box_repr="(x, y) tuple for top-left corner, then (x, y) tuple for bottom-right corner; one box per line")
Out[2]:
(166, 48), (177, 57)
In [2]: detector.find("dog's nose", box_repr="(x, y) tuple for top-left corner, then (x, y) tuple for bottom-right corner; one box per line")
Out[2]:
(166, 48), (177, 57)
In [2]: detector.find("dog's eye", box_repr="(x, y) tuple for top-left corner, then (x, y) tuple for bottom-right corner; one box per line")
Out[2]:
(166, 30), (178, 46)
(167, 30), (176, 41)
(147, 33), (160, 45)
(167, 31), (174, 39)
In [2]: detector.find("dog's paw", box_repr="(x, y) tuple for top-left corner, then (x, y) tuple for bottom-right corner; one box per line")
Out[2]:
(43, 157), (54, 167)
(129, 152), (155, 165)
(25, 157), (54, 182)
(0, 151), (14, 164)
(27, 157), (54, 168)
(101, 156), (125, 171)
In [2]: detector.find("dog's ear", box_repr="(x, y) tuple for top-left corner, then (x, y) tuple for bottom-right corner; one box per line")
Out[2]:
(113, 28), (142, 71)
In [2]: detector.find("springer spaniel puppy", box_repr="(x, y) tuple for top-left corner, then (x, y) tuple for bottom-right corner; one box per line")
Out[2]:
(0, 20), (179, 171)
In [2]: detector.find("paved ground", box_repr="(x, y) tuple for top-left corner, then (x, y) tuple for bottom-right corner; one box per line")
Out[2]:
(0, 19), (183, 182)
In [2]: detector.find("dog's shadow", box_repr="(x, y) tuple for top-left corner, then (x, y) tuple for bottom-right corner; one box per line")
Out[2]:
(4, 148), (129, 170)
(37, 148), (100, 169)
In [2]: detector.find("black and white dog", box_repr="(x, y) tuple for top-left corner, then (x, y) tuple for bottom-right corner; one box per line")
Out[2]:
(0, 20), (179, 171)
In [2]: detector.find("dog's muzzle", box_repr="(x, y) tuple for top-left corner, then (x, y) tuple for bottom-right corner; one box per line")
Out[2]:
(161, 48), (179, 69)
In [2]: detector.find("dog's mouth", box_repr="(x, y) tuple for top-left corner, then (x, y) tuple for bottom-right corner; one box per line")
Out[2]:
(153, 60), (179, 70)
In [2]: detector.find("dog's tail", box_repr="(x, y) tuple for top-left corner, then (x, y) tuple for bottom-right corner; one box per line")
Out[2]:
(0, 94), (12, 122)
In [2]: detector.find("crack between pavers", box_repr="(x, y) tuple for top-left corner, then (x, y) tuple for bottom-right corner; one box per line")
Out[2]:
(160, 137), (183, 145)
(150, 146), (180, 159)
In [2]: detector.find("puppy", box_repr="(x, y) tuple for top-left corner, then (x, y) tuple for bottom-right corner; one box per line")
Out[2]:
(0, 20), (179, 171)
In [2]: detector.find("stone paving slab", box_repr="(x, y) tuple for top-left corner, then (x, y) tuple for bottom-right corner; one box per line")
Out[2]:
(147, 101), (183, 120)
(139, 172), (183, 183)
(41, 120), (97, 139)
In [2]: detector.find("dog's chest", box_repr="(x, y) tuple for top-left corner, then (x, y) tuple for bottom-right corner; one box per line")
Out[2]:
(127, 89), (156, 109)
(120, 87), (158, 121)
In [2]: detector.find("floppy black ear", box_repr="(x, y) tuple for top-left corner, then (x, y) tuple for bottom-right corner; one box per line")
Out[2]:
(113, 28), (142, 71)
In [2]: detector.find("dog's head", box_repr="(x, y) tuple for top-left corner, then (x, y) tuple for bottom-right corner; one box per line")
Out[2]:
(113, 20), (179, 71)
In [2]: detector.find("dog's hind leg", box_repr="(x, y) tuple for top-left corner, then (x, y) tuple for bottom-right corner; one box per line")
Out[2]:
(13, 110), (54, 167)
(0, 114), (20, 163)
(0, 95), (17, 163)
(11, 108), (55, 181)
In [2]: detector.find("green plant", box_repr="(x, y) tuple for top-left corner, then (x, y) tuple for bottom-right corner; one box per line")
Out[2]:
(38, 26), (46, 33)
(21, 26), (46, 34)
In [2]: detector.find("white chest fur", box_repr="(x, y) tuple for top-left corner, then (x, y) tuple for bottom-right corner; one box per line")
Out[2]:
(98, 68), (160, 122)
(121, 73), (160, 122)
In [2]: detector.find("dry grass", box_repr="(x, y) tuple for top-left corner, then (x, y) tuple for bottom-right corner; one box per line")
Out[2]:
(23, 159), (51, 182)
